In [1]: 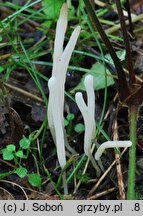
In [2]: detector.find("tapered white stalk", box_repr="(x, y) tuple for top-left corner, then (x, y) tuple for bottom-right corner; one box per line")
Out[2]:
(75, 92), (91, 156)
(95, 141), (132, 160)
(52, 4), (80, 120)
(48, 3), (68, 135)
(84, 75), (96, 140)
(75, 75), (101, 176)
(75, 75), (96, 156)
(47, 3), (80, 194)
(48, 77), (68, 195)
(61, 26), (81, 70)
(59, 26), (81, 115)
(52, 3), (68, 74)
(48, 77), (66, 169)
(48, 3), (80, 137)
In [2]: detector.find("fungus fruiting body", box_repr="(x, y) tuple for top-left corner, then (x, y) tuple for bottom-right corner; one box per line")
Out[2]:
(48, 77), (66, 169)
(47, 3), (80, 194)
(95, 141), (132, 160)
(75, 75), (101, 176)
(48, 3), (80, 146)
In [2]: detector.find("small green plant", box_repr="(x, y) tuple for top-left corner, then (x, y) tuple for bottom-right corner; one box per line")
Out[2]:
(2, 136), (30, 162)
(74, 123), (85, 133)
(64, 113), (75, 134)
(76, 171), (90, 183)
(1, 136), (41, 187)
(64, 113), (85, 134)
(64, 113), (75, 126)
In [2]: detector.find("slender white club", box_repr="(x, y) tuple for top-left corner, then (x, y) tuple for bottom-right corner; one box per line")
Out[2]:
(48, 77), (66, 169)
(95, 141), (132, 160)
(75, 75), (96, 156)
(48, 3), (81, 143)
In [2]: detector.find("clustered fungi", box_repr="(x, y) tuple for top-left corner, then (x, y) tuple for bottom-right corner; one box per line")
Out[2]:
(75, 75), (101, 176)
(47, 3), (132, 194)
(48, 3), (80, 194)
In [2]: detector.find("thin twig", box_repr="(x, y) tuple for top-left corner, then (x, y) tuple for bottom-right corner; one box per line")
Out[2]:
(88, 187), (116, 200)
(113, 120), (125, 200)
(0, 180), (28, 200)
(115, 0), (135, 86)
(105, 13), (143, 35)
(87, 148), (128, 197)
(0, 159), (15, 168)
(0, 53), (11, 60)
(4, 83), (44, 103)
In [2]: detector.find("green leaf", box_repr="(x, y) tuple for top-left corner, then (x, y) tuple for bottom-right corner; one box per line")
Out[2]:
(42, 0), (64, 20)
(2, 149), (14, 161)
(27, 173), (42, 187)
(0, 66), (4, 73)
(74, 123), (85, 133)
(7, 144), (16, 152)
(64, 119), (69, 126)
(15, 150), (24, 158)
(41, 20), (52, 29)
(71, 50), (126, 93)
(77, 172), (90, 183)
(0, 171), (14, 179)
(19, 136), (30, 149)
(66, 113), (75, 121)
(71, 62), (114, 93)
(21, 154), (28, 159)
(106, 50), (126, 64)
(15, 166), (27, 178)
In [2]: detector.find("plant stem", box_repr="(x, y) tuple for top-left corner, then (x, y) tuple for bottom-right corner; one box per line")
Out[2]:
(105, 13), (143, 35)
(115, 0), (135, 86)
(83, 0), (129, 101)
(62, 172), (68, 195)
(125, 0), (133, 35)
(127, 105), (138, 199)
